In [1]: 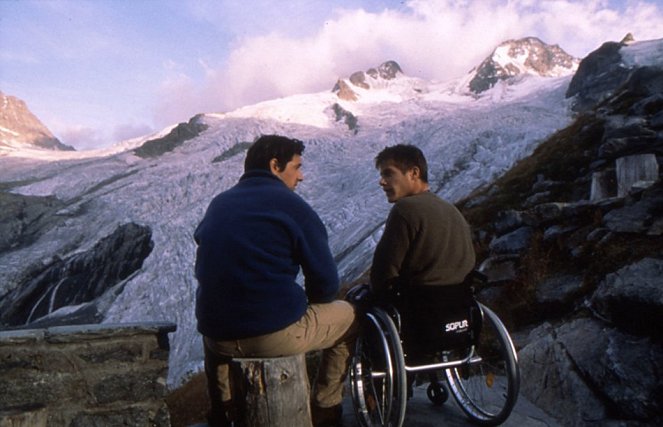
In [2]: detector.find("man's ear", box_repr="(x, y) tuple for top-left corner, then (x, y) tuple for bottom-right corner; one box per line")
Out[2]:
(269, 158), (280, 174)
(410, 166), (421, 180)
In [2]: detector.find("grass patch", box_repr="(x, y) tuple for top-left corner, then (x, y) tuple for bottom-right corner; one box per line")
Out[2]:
(166, 372), (209, 427)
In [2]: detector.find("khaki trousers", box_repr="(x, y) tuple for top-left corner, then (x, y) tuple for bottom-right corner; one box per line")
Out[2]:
(203, 300), (358, 423)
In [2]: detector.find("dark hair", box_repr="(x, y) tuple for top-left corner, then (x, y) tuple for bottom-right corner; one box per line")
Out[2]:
(244, 135), (305, 172)
(375, 144), (428, 183)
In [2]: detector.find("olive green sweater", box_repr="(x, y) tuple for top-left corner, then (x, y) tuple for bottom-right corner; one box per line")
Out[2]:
(370, 191), (475, 292)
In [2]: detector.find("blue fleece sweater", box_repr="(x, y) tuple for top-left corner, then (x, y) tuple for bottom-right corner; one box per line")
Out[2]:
(194, 170), (339, 340)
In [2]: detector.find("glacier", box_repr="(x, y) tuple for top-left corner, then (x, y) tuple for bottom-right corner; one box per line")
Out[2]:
(0, 71), (575, 386)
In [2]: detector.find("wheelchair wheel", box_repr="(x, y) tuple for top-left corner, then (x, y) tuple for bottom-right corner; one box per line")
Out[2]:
(350, 307), (407, 427)
(426, 380), (448, 405)
(445, 303), (520, 426)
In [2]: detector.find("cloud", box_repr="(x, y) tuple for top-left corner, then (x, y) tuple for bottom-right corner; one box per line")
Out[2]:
(57, 125), (108, 151)
(54, 122), (154, 151)
(112, 123), (154, 143)
(153, 71), (208, 127)
(150, 0), (663, 131)
(7, 0), (663, 150)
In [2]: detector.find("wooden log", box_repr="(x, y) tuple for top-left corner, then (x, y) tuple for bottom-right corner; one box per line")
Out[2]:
(230, 354), (312, 427)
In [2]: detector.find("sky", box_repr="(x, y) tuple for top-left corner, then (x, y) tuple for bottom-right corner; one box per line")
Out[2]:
(1, 0), (662, 150)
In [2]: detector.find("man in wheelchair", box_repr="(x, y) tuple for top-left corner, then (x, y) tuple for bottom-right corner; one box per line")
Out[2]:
(369, 143), (477, 356)
(345, 144), (519, 427)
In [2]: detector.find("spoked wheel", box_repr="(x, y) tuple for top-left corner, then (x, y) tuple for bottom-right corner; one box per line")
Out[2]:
(350, 307), (407, 427)
(445, 303), (520, 426)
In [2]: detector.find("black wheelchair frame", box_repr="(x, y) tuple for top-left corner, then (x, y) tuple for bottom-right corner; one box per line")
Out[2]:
(349, 296), (520, 427)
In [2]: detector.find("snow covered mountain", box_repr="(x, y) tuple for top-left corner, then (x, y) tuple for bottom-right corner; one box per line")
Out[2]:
(332, 60), (428, 101)
(0, 37), (659, 390)
(0, 91), (74, 153)
(464, 36), (579, 94)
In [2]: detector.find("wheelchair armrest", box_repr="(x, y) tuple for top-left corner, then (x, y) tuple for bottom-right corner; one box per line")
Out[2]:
(345, 283), (374, 310)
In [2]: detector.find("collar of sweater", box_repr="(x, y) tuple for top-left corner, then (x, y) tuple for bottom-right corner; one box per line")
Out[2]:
(239, 169), (285, 186)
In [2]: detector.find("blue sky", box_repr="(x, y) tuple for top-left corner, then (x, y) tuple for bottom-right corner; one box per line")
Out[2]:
(1, 0), (662, 150)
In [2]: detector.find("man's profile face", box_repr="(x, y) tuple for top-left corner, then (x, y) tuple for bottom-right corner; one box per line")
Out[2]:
(378, 161), (419, 203)
(272, 154), (304, 190)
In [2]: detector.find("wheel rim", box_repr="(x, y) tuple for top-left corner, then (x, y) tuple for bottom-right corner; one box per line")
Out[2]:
(350, 309), (407, 427)
(445, 303), (519, 425)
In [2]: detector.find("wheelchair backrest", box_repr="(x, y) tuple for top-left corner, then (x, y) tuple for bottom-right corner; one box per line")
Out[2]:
(396, 283), (482, 356)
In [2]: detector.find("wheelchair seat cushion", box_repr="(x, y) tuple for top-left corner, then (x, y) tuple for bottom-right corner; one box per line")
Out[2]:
(396, 283), (481, 355)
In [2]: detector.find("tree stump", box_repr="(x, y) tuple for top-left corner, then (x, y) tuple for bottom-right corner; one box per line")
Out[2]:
(231, 354), (312, 427)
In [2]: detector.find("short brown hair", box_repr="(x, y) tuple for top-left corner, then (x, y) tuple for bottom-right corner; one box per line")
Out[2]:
(375, 144), (428, 183)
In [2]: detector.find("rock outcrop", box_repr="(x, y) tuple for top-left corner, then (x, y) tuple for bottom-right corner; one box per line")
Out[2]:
(0, 91), (73, 151)
(134, 114), (208, 158)
(458, 38), (663, 425)
(0, 191), (66, 253)
(0, 223), (154, 328)
(329, 103), (359, 133)
(332, 60), (404, 101)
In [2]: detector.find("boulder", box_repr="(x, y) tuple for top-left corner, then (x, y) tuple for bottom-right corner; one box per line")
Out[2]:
(603, 121), (655, 140)
(493, 209), (525, 234)
(535, 274), (583, 307)
(603, 181), (663, 234)
(477, 254), (519, 283)
(590, 257), (663, 338)
(527, 202), (569, 225)
(519, 318), (663, 425)
(597, 134), (660, 159)
(518, 322), (607, 426)
(542, 224), (579, 242)
(489, 226), (533, 254)
(557, 319), (663, 422)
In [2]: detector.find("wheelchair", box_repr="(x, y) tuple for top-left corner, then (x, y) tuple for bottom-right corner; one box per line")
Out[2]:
(346, 281), (520, 427)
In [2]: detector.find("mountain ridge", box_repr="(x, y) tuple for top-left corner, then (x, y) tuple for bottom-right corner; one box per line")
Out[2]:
(1, 36), (578, 157)
(1, 36), (662, 426)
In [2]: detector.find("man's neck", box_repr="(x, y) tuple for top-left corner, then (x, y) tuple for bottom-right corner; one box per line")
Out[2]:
(413, 182), (429, 195)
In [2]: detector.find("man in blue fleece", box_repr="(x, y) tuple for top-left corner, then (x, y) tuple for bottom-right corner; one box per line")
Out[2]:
(194, 134), (356, 427)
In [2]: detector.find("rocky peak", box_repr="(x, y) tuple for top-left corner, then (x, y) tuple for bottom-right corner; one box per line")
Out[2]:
(367, 60), (403, 80)
(565, 34), (661, 112)
(332, 60), (405, 101)
(0, 91), (73, 151)
(468, 37), (579, 94)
